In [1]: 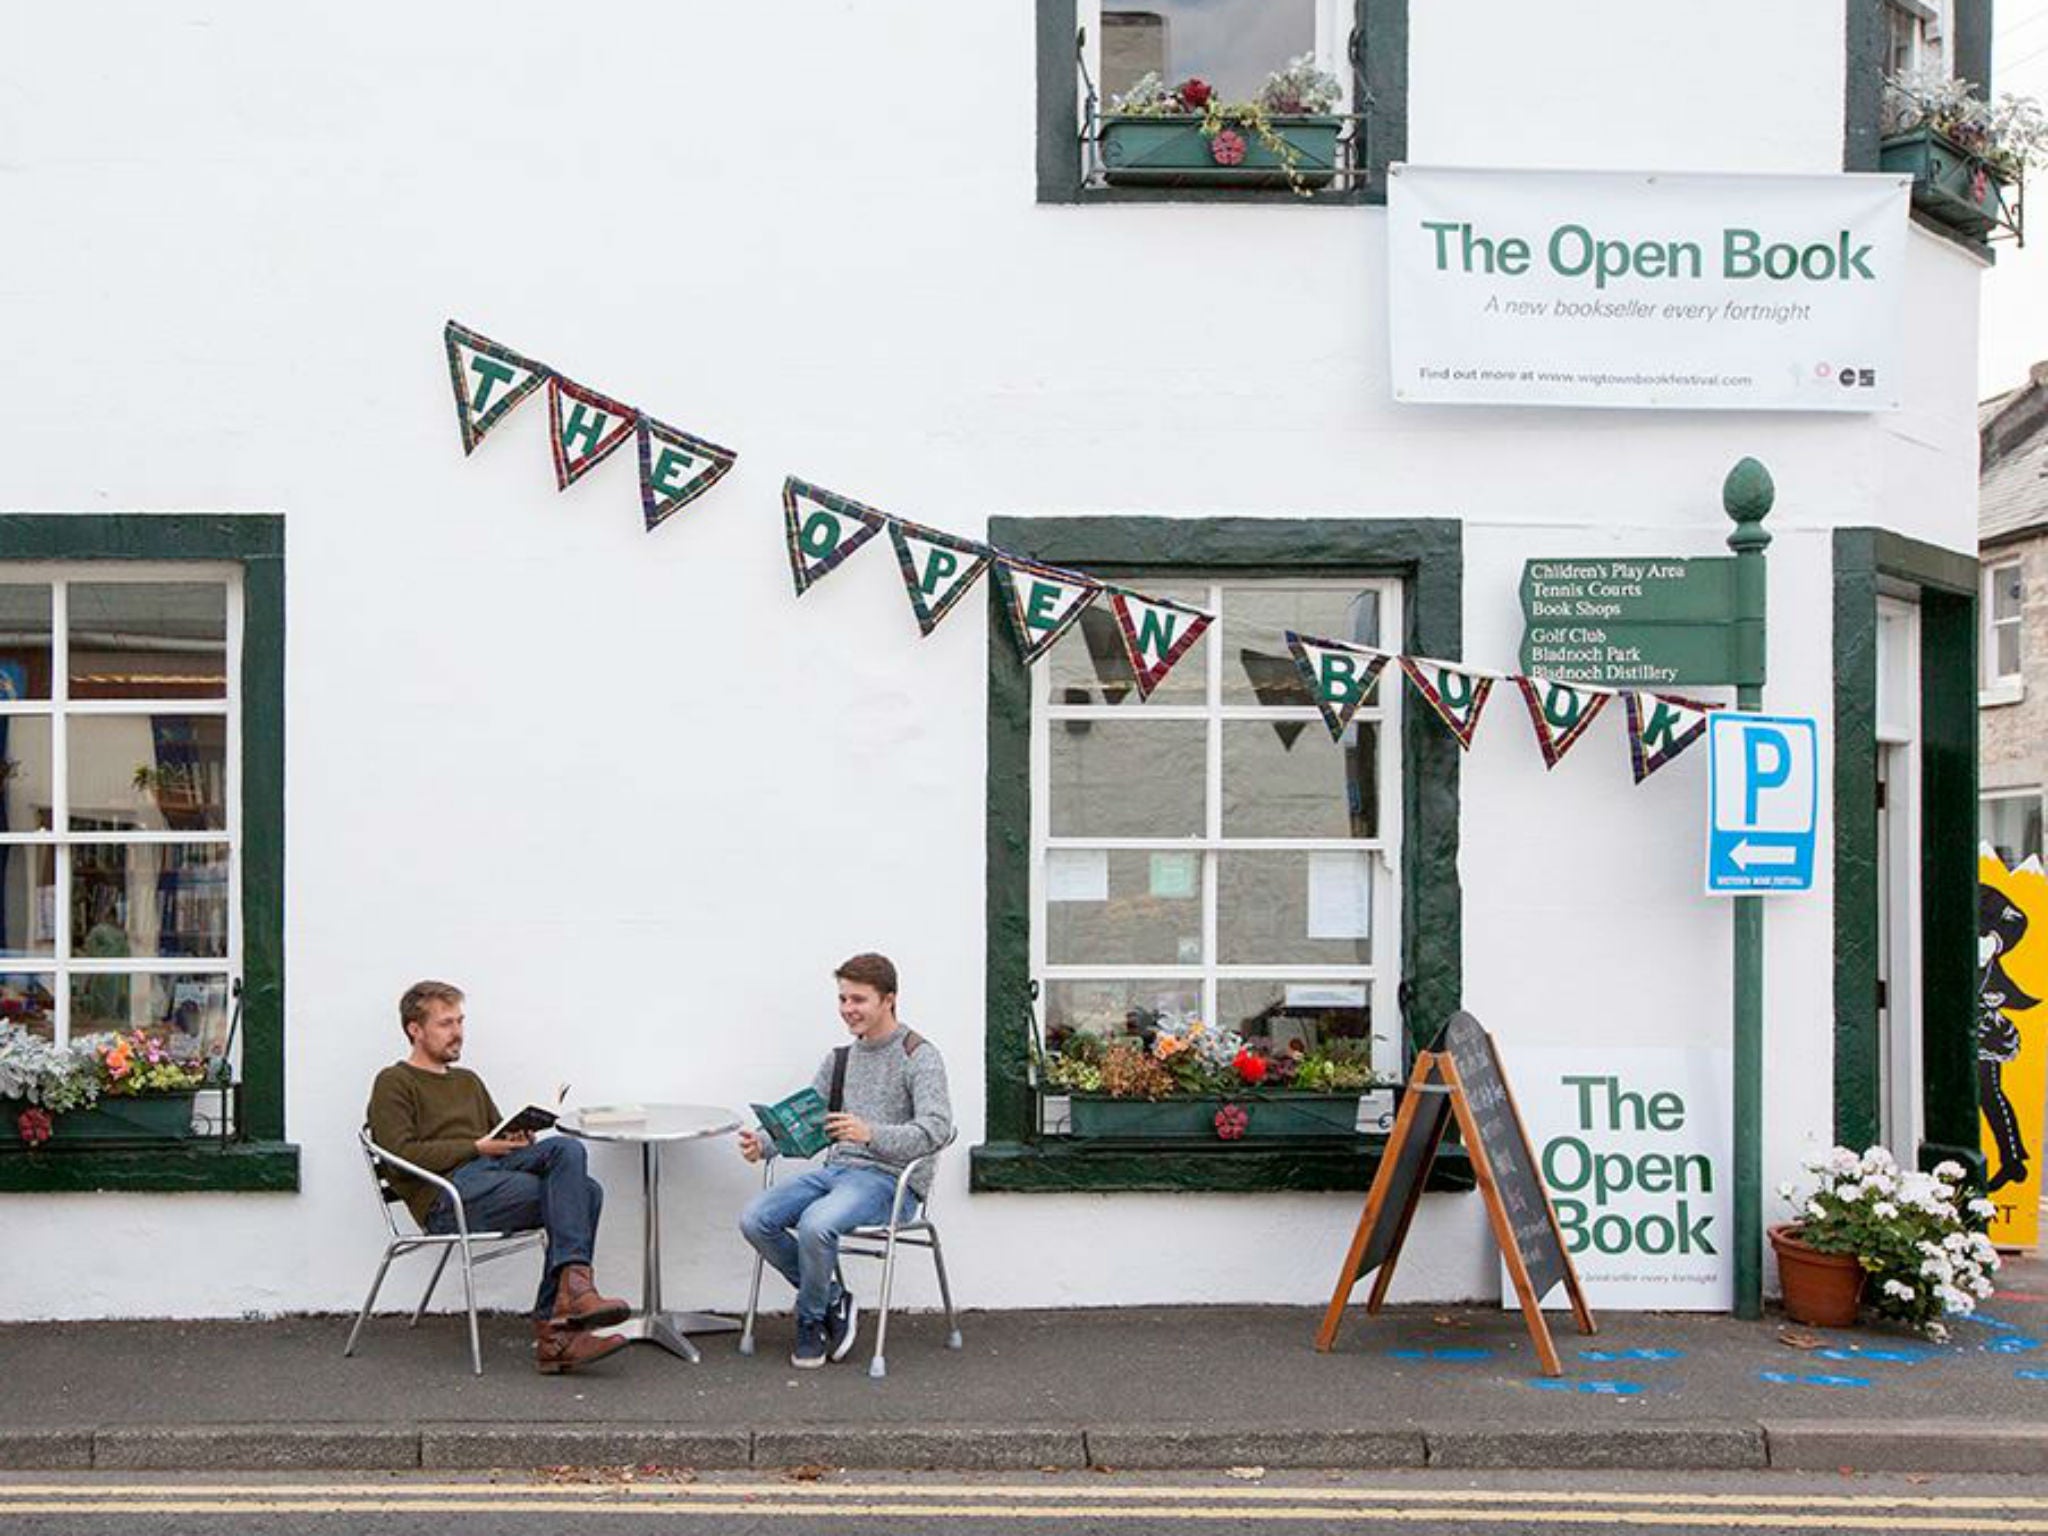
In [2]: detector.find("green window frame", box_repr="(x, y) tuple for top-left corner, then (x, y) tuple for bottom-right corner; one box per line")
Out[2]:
(972, 515), (1464, 1192)
(0, 515), (294, 1193)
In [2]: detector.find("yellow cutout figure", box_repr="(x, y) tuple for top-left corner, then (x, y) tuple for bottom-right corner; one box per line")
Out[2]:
(1979, 851), (2048, 1250)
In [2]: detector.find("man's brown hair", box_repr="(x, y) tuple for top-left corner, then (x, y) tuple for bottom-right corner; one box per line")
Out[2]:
(398, 980), (464, 1039)
(833, 952), (897, 998)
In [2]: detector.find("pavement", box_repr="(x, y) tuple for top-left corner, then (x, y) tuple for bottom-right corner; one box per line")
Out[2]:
(2, 1254), (2045, 1475)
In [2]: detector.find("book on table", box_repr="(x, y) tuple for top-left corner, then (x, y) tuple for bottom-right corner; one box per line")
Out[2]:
(751, 1086), (830, 1159)
(487, 1083), (569, 1141)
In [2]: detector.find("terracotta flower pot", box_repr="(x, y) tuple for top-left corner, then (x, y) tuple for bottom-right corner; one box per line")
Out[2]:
(1769, 1223), (1865, 1327)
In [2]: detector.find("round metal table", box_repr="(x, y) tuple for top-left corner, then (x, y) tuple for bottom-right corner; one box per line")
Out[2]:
(557, 1103), (742, 1361)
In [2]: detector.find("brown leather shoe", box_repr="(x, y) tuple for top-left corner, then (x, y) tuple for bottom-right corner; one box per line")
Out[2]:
(534, 1319), (629, 1375)
(549, 1263), (630, 1330)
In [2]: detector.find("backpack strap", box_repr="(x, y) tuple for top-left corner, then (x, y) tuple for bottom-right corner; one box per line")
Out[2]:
(901, 1028), (925, 1057)
(828, 1045), (851, 1112)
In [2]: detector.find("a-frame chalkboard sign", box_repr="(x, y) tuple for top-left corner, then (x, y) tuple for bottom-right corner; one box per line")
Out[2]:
(1314, 1011), (1596, 1375)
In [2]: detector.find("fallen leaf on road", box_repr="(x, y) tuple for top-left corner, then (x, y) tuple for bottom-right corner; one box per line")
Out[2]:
(1776, 1327), (1825, 1350)
(783, 1464), (832, 1483)
(1227, 1466), (1266, 1481)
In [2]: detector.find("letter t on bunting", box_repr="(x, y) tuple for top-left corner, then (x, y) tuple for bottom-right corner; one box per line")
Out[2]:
(1285, 631), (1390, 740)
(635, 414), (737, 531)
(1111, 591), (1213, 699)
(443, 321), (550, 456)
(781, 477), (889, 595)
(888, 519), (994, 636)
(547, 376), (638, 490)
(993, 557), (1100, 664)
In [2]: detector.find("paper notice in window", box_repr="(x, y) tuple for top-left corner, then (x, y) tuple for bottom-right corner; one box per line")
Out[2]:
(1307, 851), (1372, 940)
(1149, 851), (1198, 900)
(1047, 848), (1109, 903)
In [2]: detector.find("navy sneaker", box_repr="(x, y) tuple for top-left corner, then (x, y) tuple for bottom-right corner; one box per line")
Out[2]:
(790, 1317), (827, 1370)
(826, 1287), (860, 1363)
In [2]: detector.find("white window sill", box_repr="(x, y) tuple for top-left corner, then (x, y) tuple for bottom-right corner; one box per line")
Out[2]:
(1980, 682), (2025, 707)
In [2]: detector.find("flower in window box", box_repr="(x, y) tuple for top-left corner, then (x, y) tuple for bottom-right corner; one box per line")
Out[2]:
(1231, 1048), (1268, 1085)
(1179, 77), (1212, 110)
(1102, 54), (1347, 196)
(16, 1107), (52, 1147)
(1878, 68), (2046, 240)
(1211, 129), (1247, 168)
(1214, 1103), (1249, 1140)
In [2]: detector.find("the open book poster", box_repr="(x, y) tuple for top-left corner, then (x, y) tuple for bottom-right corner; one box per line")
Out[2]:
(488, 1083), (569, 1141)
(751, 1087), (829, 1159)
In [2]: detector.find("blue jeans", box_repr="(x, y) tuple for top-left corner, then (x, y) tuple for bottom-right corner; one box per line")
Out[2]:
(425, 1137), (605, 1318)
(738, 1164), (909, 1325)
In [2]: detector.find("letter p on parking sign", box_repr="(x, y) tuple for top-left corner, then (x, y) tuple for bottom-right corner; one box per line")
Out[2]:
(1706, 713), (1817, 895)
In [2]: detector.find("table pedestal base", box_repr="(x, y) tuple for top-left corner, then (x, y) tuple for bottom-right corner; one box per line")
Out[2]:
(613, 1310), (741, 1362)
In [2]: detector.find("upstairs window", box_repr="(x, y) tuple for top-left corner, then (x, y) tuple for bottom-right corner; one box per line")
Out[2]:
(1986, 557), (2023, 692)
(1884, 0), (1950, 79)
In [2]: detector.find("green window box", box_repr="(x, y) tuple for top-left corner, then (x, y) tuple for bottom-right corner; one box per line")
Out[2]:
(1099, 116), (1344, 190)
(3, 1092), (197, 1144)
(1878, 126), (2021, 242)
(1066, 1092), (1375, 1140)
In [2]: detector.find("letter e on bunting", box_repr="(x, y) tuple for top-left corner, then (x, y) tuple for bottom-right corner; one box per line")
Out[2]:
(1515, 677), (1611, 770)
(636, 414), (737, 531)
(1623, 692), (1715, 783)
(1110, 591), (1213, 699)
(547, 376), (638, 490)
(1285, 631), (1389, 740)
(994, 557), (1099, 664)
(1400, 657), (1494, 751)
(888, 520), (993, 636)
(444, 321), (549, 456)
(782, 477), (889, 595)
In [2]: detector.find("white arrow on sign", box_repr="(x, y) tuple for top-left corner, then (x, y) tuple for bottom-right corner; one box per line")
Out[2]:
(1729, 841), (1797, 869)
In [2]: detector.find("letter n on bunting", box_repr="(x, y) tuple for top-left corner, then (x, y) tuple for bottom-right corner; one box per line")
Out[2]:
(993, 557), (1099, 664)
(1515, 676), (1611, 770)
(547, 376), (638, 490)
(1285, 632), (1389, 740)
(636, 415), (737, 531)
(444, 321), (549, 456)
(782, 477), (889, 595)
(1399, 657), (1494, 750)
(1623, 692), (1714, 783)
(888, 520), (993, 636)
(1111, 591), (1213, 699)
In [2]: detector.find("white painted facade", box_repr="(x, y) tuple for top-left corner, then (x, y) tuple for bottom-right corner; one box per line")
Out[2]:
(0, 1), (1983, 1319)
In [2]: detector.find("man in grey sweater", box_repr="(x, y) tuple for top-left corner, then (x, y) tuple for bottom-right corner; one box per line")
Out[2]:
(738, 952), (952, 1368)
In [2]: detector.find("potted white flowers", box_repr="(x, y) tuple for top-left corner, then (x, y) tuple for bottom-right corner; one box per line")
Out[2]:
(1771, 1146), (1999, 1338)
(1879, 69), (2047, 241)
(1098, 55), (1348, 195)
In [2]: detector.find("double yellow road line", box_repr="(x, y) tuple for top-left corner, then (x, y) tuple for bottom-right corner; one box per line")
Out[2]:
(4, 1479), (2048, 1528)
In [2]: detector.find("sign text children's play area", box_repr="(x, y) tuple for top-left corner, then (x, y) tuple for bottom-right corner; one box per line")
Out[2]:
(1388, 167), (1909, 411)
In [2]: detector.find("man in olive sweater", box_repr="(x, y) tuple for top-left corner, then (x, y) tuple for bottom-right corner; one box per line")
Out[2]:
(738, 952), (953, 1368)
(366, 980), (631, 1375)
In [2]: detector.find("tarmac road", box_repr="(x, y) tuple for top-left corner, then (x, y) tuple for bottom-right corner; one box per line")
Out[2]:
(6, 1468), (2048, 1535)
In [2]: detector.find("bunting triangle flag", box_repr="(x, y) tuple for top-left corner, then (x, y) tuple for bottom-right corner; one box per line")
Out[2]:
(782, 477), (889, 595)
(1285, 630), (1390, 740)
(993, 557), (1099, 664)
(547, 376), (638, 490)
(1623, 691), (1716, 784)
(1399, 657), (1495, 750)
(1515, 676), (1612, 770)
(888, 520), (994, 636)
(1112, 591), (1214, 699)
(443, 321), (549, 455)
(636, 415), (737, 530)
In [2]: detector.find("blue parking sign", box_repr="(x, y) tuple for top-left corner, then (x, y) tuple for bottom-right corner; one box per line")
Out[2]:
(1706, 713), (1817, 895)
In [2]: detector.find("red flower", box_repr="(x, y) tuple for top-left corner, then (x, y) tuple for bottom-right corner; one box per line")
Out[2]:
(1232, 1048), (1268, 1084)
(16, 1107), (52, 1148)
(1178, 77), (1212, 109)
(1214, 1103), (1249, 1140)
(1210, 128), (1248, 166)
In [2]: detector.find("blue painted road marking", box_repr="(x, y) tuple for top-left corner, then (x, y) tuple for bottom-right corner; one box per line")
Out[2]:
(1530, 1379), (1645, 1396)
(1759, 1371), (1872, 1388)
(1985, 1335), (2041, 1355)
(1816, 1347), (1931, 1364)
(1387, 1347), (1494, 1361)
(2017, 1368), (2048, 1381)
(1580, 1348), (1685, 1362)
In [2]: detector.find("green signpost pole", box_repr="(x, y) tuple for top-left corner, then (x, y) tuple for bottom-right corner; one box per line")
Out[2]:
(1724, 457), (1773, 1320)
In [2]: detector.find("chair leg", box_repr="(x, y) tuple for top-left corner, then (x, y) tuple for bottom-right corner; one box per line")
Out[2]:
(412, 1248), (453, 1327)
(459, 1235), (483, 1377)
(343, 1245), (398, 1358)
(868, 1227), (902, 1380)
(929, 1228), (963, 1349)
(739, 1251), (766, 1356)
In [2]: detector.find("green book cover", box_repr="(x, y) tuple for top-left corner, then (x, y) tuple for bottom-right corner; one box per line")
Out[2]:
(751, 1086), (829, 1159)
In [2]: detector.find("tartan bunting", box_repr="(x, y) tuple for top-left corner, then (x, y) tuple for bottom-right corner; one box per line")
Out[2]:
(444, 321), (549, 456)
(1399, 657), (1494, 750)
(1516, 676), (1612, 769)
(993, 557), (1099, 664)
(1111, 590), (1213, 699)
(782, 477), (889, 595)
(636, 414), (737, 530)
(888, 519), (994, 636)
(1623, 692), (1716, 783)
(547, 375), (638, 490)
(1285, 631), (1391, 741)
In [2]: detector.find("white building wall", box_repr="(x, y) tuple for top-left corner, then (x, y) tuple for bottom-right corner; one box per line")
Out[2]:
(0, 0), (1982, 1318)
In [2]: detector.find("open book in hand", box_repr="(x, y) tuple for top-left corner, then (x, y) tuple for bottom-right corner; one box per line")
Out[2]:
(750, 1086), (830, 1159)
(488, 1083), (569, 1141)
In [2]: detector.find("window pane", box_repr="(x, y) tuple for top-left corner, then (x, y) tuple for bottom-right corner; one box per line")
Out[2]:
(1982, 795), (2044, 869)
(69, 715), (226, 832)
(1043, 977), (1201, 1053)
(1049, 719), (1204, 837)
(1997, 621), (2022, 679)
(1223, 720), (1377, 838)
(0, 973), (55, 1039)
(71, 843), (229, 961)
(1046, 848), (1203, 965)
(0, 845), (54, 960)
(1224, 586), (1382, 707)
(71, 971), (231, 1053)
(1102, 0), (1316, 105)
(0, 585), (53, 701)
(1217, 977), (1374, 1057)
(1994, 564), (2023, 621)
(1045, 588), (1208, 708)
(1218, 848), (1372, 964)
(69, 582), (227, 701)
(0, 714), (53, 836)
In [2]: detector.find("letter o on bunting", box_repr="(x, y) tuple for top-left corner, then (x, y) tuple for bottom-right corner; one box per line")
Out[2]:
(781, 477), (890, 595)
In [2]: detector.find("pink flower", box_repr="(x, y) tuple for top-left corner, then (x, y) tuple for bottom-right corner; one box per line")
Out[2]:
(17, 1107), (52, 1148)
(1214, 1103), (1249, 1140)
(1210, 128), (1248, 166)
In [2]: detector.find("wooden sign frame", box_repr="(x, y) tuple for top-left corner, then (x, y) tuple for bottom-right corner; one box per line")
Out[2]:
(1315, 1023), (1596, 1376)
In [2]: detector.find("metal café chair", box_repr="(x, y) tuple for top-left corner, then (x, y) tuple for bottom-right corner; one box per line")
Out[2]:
(343, 1127), (546, 1376)
(738, 1136), (963, 1379)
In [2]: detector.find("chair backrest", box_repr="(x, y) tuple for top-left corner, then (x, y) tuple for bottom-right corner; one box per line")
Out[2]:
(358, 1127), (416, 1238)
